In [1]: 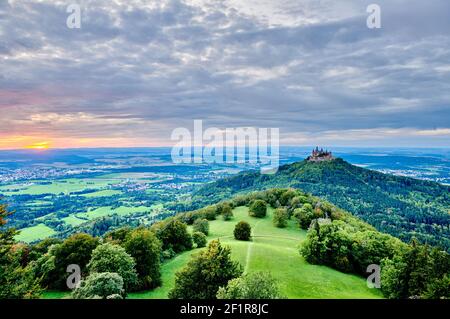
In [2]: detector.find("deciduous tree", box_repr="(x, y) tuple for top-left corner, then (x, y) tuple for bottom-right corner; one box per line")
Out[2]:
(88, 243), (137, 292)
(234, 221), (251, 241)
(249, 200), (267, 218)
(169, 240), (242, 299)
(217, 272), (283, 299)
(123, 228), (161, 290)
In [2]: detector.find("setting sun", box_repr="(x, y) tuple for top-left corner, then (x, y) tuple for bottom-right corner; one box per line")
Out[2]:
(25, 142), (51, 150)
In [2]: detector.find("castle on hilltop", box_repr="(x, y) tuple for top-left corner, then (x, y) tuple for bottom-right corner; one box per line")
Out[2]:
(307, 147), (334, 162)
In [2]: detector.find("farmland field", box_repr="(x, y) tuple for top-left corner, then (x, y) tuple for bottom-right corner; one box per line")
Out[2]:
(15, 223), (57, 243)
(4, 170), (190, 242)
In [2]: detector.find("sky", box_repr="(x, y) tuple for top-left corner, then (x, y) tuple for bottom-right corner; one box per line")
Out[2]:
(0, 0), (450, 149)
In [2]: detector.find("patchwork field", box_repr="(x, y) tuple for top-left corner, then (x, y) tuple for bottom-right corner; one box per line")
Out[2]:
(5, 173), (174, 242)
(43, 206), (383, 299)
(15, 204), (160, 242)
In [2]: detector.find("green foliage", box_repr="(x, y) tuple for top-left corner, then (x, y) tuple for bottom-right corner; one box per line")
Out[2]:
(300, 212), (450, 299)
(192, 231), (207, 248)
(424, 275), (450, 299)
(220, 203), (233, 221)
(273, 208), (288, 228)
(234, 221), (251, 241)
(0, 202), (42, 298)
(192, 218), (209, 235)
(200, 206), (218, 221)
(217, 272), (283, 299)
(123, 228), (162, 290)
(232, 195), (250, 207)
(30, 245), (58, 289)
(0, 245), (42, 299)
(51, 233), (99, 289)
(301, 219), (404, 274)
(168, 240), (242, 299)
(104, 227), (133, 245)
(87, 243), (137, 292)
(279, 189), (297, 206)
(161, 248), (177, 261)
(381, 240), (450, 299)
(380, 254), (408, 299)
(72, 272), (124, 299)
(293, 203), (315, 229)
(249, 200), (267, 218)
(152, 218), (193, 253)
(288, 195), (309, 216)
(29, 238), (62, 262)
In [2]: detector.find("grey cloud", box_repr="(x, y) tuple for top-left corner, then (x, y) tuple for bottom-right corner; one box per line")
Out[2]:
(0, 0), (449, 146)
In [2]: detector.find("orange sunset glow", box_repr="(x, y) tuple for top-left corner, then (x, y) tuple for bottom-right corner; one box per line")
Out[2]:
(0, 135), (171, 150)
(25, 142), (51, 150)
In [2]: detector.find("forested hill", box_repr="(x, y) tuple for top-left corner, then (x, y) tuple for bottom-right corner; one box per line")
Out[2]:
(193, 158), (450, 251)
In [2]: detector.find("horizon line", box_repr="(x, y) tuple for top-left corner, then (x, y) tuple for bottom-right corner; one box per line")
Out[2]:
(1, 145), (450, 151)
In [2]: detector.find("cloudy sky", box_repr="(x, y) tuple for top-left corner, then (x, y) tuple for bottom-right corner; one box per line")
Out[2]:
(1, 0), (450, 149)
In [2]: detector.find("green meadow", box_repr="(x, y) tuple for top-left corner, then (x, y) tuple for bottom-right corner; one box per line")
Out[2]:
(43, 206), (383, 299)
(75, 205), (152, 220)
(15, 224), (57, 243)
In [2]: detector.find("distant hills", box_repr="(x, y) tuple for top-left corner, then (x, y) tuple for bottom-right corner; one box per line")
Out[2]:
(193, 157), (450, 251)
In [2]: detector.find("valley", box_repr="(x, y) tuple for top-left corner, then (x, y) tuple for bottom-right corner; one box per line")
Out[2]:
(0, 147), (449, 252)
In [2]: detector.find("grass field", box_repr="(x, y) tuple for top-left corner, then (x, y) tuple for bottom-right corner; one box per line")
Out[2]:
(42, 206), (383, 299)
(62, 215), (87, 226)
(15, 223), (57, 243)
(75, 205), (154, 220)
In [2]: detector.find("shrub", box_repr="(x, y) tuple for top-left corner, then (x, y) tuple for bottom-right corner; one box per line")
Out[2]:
(168, 240), (242, 299)
(249, 200), (267, 218)
(193, 219), (209, 235)
(234, 221), (251, 241)
(232, 195), (249, 207)
(273, 208), (288, 228)
(217, 272), (283, 299)
(161, 248), (176, 261)
(293, 203), (315, 229)
(192, 232), (207, 248)
(87, 243), (137, 292)
(152, 219), (193, 253)
(201, 206), (217, 221)
(220, 203), (233, 221)
(72, 272), (124, 299)
(279, 189), (297, 206)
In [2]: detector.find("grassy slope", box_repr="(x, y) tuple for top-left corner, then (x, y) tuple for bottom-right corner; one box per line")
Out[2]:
(42, 206), (382, 299)
(131, 206), (382, 299)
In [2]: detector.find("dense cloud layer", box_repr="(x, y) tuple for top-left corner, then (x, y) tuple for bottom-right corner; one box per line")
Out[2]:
(0, 0), (449, 148)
